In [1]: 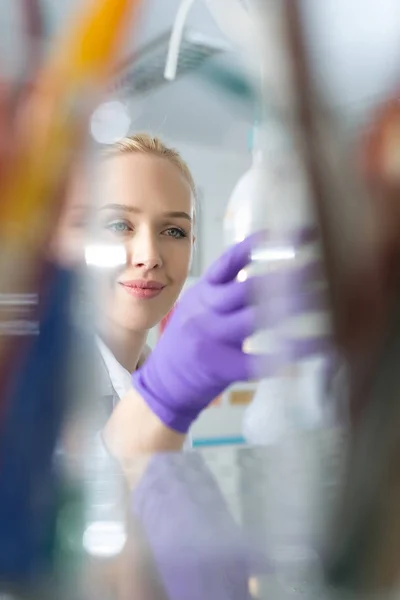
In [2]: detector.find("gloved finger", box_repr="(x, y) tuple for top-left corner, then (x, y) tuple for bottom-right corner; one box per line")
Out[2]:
(281, 336), (332, 361)
(206, 231), (266, 285)
(206, 226), (319, 286)
(240, 351), (283, 381)
(244, 336), (332, 380)
(206, 261), (324, 313)
(212, 305), (267, 344)
(252, 225), (319, 252)
(210, 345), (280, 383)
(217, 287), (327, 344)
(265, 287), (328, 321)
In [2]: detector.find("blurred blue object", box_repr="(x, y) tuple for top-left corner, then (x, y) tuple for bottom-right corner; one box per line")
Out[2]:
(0, 264), (74, 583)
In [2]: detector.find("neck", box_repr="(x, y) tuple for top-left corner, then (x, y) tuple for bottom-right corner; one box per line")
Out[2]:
(99, 321), (148, 373)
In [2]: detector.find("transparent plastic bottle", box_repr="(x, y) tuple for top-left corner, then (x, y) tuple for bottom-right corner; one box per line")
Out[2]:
(224, 121), (331, 444)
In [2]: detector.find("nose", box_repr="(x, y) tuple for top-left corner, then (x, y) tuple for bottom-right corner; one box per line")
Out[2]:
(126, 227), (163, 271)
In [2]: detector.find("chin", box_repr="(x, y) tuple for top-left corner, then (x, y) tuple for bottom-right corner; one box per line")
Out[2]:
(107, 287), (181, 333)
(119, 306), (170, 332)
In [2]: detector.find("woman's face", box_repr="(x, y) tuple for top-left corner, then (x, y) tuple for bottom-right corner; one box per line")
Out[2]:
(56, 152), (194, 332)
(97, 152), (193, 332)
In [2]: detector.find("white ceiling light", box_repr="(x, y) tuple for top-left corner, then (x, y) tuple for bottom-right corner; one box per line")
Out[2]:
(90, 100), (131, 145)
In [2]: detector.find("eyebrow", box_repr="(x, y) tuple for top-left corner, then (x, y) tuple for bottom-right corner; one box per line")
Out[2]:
(99, 203), (192, 221)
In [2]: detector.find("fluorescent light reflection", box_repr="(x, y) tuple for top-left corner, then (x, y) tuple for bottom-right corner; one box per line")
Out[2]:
(90, 101), (131, 145)
(252, 246), (296, 262)
(85, 243), (126, 268)
(83, 520), (127, 558)
(237, 269), (248, 282)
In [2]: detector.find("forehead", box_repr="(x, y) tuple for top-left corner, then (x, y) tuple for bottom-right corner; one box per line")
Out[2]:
(98, 153), (193, 214)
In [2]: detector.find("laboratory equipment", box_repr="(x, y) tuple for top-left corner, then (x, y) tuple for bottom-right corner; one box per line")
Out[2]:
(218, 0), (400, 594)
(2, 0), (400, 598)
(224, 120), (331, 443)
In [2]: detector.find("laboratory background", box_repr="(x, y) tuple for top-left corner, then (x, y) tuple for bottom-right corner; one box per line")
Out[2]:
(1, 0), (400, 599)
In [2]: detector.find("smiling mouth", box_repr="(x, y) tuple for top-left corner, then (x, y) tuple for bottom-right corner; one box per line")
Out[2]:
(119, 281), (165, 299)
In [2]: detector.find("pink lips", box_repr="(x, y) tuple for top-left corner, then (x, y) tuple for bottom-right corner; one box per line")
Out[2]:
(119, 279), (165, 299)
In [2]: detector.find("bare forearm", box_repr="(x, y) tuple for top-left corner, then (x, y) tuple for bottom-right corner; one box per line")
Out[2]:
(102, 387), (186, 460)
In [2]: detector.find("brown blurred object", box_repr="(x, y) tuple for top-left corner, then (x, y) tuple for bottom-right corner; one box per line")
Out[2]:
(280, 1), (400, 593)
(281, 0), (398, 423)
(229, 390), (254, 406)
(361, 96), (400, 256)
(325, 95), (400, 593)
(362, 96), (400, 184)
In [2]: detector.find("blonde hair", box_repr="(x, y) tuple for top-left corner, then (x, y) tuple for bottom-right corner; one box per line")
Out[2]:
(104, 133), (197, 202)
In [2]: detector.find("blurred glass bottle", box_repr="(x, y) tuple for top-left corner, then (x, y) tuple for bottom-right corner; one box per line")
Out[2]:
(224, 120), (331, 444)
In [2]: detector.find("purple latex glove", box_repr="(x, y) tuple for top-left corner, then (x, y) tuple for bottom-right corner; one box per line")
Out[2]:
(132, 232), (327, 433)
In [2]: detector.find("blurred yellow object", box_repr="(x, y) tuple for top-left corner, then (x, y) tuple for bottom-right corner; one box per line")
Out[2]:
(0, 0), (141, 368)
(45, 0), (136, 84)
(0, 0), (139, 242)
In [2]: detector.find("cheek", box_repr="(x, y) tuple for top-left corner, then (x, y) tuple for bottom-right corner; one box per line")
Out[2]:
(167, 242), (192, 282)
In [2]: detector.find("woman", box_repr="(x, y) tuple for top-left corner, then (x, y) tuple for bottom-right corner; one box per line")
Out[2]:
(54, 133), (323, 460)
(51, 134), (191, 449)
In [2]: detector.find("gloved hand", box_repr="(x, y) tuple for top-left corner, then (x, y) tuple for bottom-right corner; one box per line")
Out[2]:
(132, 231), (327, 433)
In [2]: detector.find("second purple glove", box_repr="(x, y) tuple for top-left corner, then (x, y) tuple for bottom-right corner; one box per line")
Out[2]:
(132, 232), (326, 433)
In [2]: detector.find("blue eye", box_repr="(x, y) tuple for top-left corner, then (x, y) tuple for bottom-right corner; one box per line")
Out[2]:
(106, 220), (131, 233)
(164, 227), (187, 239)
